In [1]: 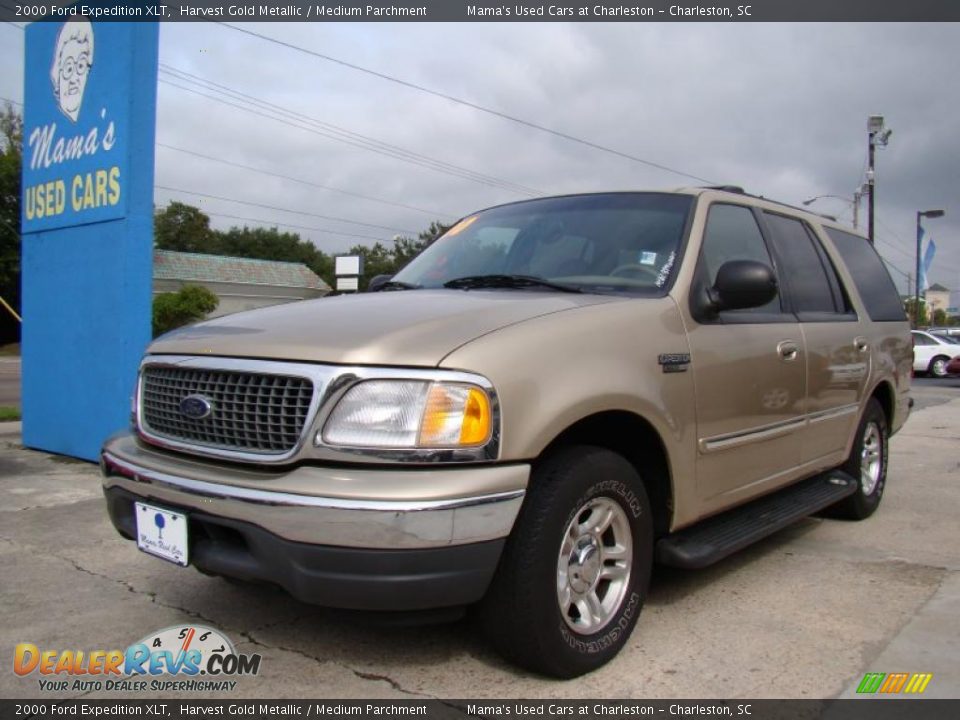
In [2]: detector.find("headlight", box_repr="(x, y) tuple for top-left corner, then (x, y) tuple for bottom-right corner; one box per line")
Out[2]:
(320, 380), (493, 449)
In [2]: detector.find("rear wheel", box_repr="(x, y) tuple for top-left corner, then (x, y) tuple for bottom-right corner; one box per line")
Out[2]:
(827, 398), (888, 520)
(929, 355), (950, 378)
(480, 446), (652, 678)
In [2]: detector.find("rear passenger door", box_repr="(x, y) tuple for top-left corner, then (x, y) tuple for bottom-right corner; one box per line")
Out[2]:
(761, 213), (867, 464)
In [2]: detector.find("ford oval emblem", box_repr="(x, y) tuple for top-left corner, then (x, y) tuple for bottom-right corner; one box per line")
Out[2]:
(179, 394), (213, 420)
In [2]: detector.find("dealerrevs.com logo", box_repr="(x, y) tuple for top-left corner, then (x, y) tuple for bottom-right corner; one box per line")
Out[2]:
(14, 625), (262, 693)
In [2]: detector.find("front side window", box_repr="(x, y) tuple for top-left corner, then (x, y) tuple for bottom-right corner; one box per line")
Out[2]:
(699, 203), (781, 315)
(392, 193), (694, 294)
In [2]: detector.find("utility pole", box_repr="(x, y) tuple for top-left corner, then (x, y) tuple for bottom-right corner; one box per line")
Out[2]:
(867, 116), (892, 245)
(867, 133), (875, 244)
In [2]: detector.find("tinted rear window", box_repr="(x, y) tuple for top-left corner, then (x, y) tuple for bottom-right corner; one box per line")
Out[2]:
(824, 228), (906, 322)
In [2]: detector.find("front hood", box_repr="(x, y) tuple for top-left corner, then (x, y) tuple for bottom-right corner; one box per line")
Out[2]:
(149, 290), (623, 367)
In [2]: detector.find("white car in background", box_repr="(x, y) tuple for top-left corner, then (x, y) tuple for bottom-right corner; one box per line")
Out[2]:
(911, 330), (960, 377)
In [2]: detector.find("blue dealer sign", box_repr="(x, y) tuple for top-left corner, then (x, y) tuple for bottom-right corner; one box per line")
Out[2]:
(23, 17), (131, 232)
(21, 18), (158, 461)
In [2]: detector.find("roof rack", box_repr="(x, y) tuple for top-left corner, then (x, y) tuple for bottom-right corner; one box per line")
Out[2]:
(699, 186), (840, 223)
(701, 185), (745, 194)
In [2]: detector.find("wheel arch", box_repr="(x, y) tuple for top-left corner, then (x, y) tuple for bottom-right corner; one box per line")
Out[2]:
(536, 410), (674, 539)
(868, 379), (895, 426)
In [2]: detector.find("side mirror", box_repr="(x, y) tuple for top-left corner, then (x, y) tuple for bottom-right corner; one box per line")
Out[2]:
(711, 260), (778, 312)
(367, 274), (394, 292)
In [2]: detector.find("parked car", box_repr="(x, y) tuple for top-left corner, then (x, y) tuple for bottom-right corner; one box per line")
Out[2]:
(910, 330), (960, 378)
(101, 187), (912, 678)
(946, 356), (960, 376)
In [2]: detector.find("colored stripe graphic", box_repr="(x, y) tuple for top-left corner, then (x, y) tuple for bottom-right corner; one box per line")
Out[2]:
(904, 673), (933, 694)
(880, 673), (909, 693)
(857, 672), (932, 695)
(857, 673), (885, 694)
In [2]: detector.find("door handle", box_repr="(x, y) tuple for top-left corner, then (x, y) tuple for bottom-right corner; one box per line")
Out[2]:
(778, 341), (799, 361)
(854, 337), (870, 352)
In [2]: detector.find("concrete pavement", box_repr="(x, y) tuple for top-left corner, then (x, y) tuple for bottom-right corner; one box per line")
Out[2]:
(1, 397), (958, 700)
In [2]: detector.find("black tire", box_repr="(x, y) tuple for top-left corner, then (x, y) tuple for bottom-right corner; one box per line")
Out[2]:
(928, 355), (950, 379)
(480, 445), (653, 678)
(826, 398), (888, 520)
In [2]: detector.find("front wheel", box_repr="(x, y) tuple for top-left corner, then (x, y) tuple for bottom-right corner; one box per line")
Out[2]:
(826, 398), (888, 520)
(480, 446), (653, 678)
(929, 355), (950, 378)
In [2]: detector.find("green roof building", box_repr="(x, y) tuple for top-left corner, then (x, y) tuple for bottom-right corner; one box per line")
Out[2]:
(153, 250), (330, 318)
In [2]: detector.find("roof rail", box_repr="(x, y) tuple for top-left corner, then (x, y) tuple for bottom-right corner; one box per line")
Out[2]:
(700, 186), (843, 224)
(701, 185), (745, 194)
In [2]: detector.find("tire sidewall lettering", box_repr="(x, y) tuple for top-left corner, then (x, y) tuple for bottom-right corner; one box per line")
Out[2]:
(558, 591), (641, 655)
(555, 468), (647, 656)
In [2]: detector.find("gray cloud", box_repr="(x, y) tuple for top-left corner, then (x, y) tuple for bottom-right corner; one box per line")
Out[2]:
(3, 20), (957, 298)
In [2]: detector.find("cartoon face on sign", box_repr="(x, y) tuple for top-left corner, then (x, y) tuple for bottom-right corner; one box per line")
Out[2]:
(50, 18), (94, 123)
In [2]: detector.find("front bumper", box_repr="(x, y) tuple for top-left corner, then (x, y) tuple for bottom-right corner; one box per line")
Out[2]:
(101, 432), (529, 610)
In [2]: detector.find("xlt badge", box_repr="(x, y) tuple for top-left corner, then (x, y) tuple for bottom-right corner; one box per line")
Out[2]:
(658, 353), (691, 373)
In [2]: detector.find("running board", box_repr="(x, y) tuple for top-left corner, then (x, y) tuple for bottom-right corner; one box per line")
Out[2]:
(656, 471), (858, 569)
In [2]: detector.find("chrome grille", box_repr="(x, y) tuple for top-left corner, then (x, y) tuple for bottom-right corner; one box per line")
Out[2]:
(140, 366), (314, 454)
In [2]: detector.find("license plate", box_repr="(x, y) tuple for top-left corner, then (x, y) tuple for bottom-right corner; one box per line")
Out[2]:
(135, 502), (189, 566)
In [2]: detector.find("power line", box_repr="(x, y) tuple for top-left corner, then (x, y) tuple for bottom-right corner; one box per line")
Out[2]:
(216, 22), (718, 186)
(880, 255), (910, 279)
(203, 211), (388, 243)
(160, 78), (541, 196)
(0, 95), (22, 108)
(877, 214), (960, 274)
(158, 77), (538, 197)
(156, 143), (450, 218)
(155, 185), (418, 235)
(158, 65), (541, 197)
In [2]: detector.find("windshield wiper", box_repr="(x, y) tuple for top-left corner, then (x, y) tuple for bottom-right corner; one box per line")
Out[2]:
(443, 274), (582, 293)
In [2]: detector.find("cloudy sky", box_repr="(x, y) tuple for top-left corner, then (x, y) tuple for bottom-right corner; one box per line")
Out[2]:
(2, 21), (958, 298)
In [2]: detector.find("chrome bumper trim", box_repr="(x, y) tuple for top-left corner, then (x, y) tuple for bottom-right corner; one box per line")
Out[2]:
(103, 452), (523, 512)
(101, 448), (527, 549)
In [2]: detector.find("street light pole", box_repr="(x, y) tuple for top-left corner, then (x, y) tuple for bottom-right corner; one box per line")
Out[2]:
(801, 192), (862, 229)
(915, 209), (945, 328)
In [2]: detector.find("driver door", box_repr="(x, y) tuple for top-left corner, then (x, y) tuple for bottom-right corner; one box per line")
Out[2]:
(686, 203), (805, 509)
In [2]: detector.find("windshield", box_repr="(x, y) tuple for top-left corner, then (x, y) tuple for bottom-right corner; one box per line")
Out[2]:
(393, 193), (694, 294)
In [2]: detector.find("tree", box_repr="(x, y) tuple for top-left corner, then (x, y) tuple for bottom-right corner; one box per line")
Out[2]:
(152, 200), (450, 292)
(932, 308), (948, 327)
(904, 298), (929, 328)
(0, 104), (22, 341)
(349, 222), (451, 290)
(154, 201), (217, 253)
(152, 285), (219, 338)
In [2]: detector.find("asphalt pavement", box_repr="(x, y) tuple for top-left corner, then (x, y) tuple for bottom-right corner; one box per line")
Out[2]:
(1, 392), (958, 701)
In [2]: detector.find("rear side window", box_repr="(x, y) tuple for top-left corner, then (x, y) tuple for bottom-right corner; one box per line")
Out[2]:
(825, 228), (907, 322)
(763, 213), (847, 316)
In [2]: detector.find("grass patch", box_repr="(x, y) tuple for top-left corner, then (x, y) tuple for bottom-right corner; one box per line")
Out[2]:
(0, 406), (21, 422)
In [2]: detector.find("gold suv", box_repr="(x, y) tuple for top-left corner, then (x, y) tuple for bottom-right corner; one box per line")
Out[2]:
(101, 187), (912, 678)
